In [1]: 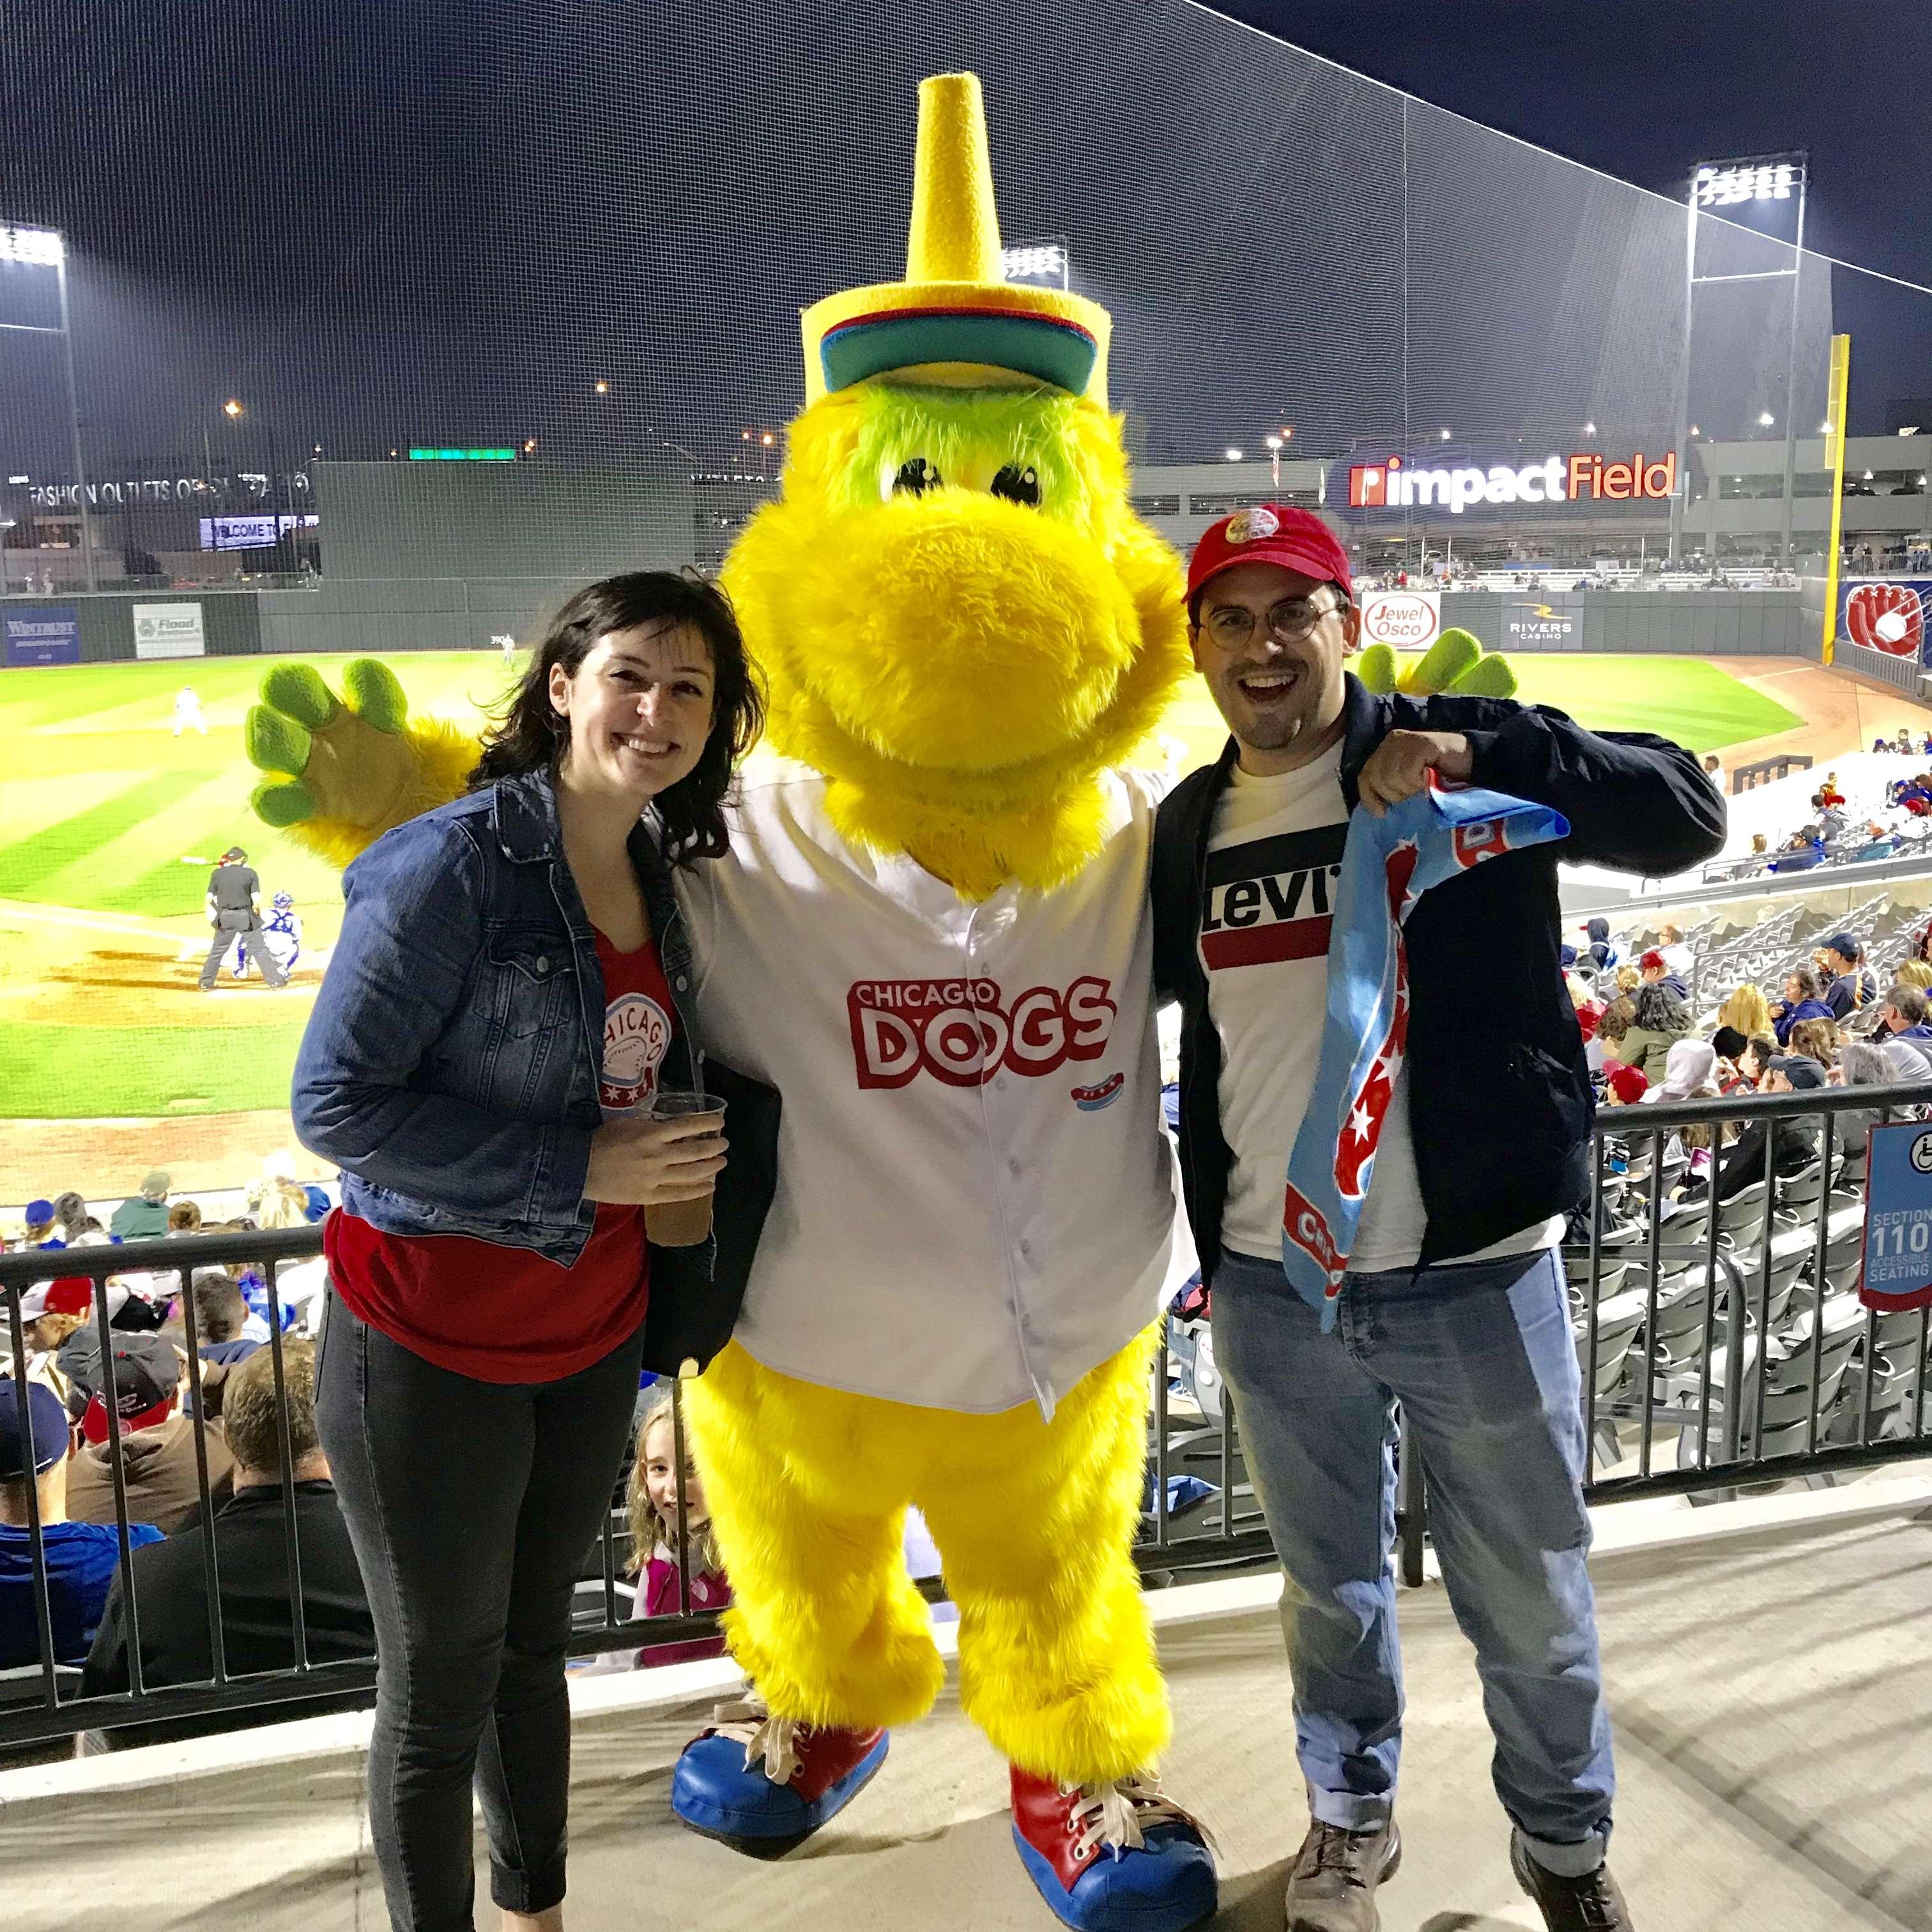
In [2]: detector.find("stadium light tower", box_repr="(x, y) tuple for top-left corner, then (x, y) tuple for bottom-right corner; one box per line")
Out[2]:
(1671, 153), (1809, 566)
(0, 222), (95, 590)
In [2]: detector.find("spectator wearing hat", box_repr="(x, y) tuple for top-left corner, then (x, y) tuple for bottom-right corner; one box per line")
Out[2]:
(1709, 1026), (1754, 1094)
(1580, 917), (1618, 973)
(1604, 1064), (1649, 1105)
(1690, 1056), (1825, 1204)
(81, 1341), (376, 1748)
(59, 1331), (232, 1535)
(0, 1379), (162, 1666)
(17, 1200), (59, 1250)
(108, 1173), (172, 1242)
(1153, 501), (1722, 1930)
(1821, 934), (1876, 1019)
(1636, 949), (1688, 1002)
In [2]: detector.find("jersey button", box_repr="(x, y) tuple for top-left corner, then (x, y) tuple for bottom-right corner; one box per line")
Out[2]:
(674, 976), (688, 992)
(535, 954), (550, 974)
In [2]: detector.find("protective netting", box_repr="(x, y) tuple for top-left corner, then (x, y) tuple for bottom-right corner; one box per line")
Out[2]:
(0, 1), (1906, 1186)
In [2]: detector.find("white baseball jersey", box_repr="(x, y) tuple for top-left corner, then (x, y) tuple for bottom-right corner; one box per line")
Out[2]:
(677, 762), (1177, 1417)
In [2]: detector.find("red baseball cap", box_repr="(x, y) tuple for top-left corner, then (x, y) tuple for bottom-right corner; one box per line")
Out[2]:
(1185, 504), (1354, 606)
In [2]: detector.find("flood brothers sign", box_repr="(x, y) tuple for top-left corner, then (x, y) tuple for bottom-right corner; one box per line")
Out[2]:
(1345, 450), (1678, 516)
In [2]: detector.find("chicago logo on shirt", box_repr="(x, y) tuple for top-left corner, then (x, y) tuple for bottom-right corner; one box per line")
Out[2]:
(1200, 824), (1346, 970)
(602, 992), (671, 1110)
(848, 976), (1116, 1089)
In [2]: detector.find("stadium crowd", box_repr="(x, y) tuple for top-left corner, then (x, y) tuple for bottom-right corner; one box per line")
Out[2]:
(1, 1158), (717, 1742)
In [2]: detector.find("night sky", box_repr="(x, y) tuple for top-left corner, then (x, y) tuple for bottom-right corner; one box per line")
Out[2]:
(1, 1), (1926, 482)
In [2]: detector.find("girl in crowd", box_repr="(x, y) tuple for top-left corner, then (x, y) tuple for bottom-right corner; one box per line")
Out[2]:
(1770, 966), (1832, 1045)
(625, 1384), (731, 1666)
(1616, 981), (1690, 1083)
(295, 572), (762, 1932)
(1786, 1017), (1841, 1071)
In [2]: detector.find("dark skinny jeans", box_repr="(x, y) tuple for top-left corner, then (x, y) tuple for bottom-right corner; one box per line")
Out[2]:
(315, 1288), (645, 1931)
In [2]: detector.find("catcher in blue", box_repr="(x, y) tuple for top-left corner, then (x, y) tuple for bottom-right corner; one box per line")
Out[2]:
(227, 889), (303, 982)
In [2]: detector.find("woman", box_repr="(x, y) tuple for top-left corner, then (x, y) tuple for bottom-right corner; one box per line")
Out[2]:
(294, 572), (763, 1932)
(1770, 966), (1832, 1046)
(1616, 981), (1690, 1082)
(1718, 982), (1774, 1043)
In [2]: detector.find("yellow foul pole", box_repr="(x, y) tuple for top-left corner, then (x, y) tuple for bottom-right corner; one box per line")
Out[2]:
(1821, 332), (1851, 666)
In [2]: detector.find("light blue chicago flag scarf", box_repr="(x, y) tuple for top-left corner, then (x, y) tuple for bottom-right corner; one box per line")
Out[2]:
(1281, 778), (1569, 1327)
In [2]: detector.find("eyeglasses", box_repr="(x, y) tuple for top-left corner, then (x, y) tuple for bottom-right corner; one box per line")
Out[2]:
(1200, 592), (1346, 649)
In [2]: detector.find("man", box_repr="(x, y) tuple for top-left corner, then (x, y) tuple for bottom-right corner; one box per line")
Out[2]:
(1653, 923), (1694, 982)
(82, 1342), (376, 1747)
(1700, 753), (1724, 794)
(172, 684), (206, 737)
(0, 1379), (162, 1667)
(107, 1170), (171, 1241)
(1636, 948), (1688, 1002)
(199, 845), (288, 991)
(59, 1330), (233, 1535)
(1872, 986), (1932, 1083)
(1821, 933), (1876, 1019)
(1151, 506), (1723, 1932)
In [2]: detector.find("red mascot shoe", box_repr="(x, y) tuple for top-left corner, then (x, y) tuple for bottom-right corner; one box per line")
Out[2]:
(1009, 1765), (1218, 1931)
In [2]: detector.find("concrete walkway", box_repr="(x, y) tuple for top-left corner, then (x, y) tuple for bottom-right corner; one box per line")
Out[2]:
(4, 1485), (1928, 1932)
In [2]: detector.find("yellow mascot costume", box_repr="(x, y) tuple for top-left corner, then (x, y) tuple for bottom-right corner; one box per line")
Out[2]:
(247, 66), (1519, 1924)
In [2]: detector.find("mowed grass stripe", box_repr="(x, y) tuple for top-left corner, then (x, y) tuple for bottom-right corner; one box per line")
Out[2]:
(0, 1017), (307, 1117)
(40, 767), (253, 914)
(0, 770), (210, 901)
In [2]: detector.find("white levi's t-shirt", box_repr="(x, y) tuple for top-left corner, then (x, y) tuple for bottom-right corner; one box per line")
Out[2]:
(1202, 740), (1561, 1272)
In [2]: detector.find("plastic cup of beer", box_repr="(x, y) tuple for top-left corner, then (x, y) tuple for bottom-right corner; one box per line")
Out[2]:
(646, 1089), (727, 1246)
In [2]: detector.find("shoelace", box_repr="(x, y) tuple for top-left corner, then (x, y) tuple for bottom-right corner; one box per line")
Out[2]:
(1300, 1821), (1381, 1887)
(708, 1692), (802, 1786)
(1064, 1775), (1211, 1865)
(1562, 1871), (1623, 1932)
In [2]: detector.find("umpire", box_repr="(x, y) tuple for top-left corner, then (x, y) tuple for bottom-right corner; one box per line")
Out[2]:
(199, 845), (288, 990)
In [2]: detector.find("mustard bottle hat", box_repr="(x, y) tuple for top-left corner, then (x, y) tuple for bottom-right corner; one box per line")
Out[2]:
(799, 72), (1112, 406)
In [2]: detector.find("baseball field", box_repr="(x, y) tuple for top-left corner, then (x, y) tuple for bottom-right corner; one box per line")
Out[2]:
(0, 648), (1807, 1199)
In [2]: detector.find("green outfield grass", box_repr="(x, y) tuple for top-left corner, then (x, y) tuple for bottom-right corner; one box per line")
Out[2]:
(0, 647), (1797, 1122)
(0, 653), (525, 923)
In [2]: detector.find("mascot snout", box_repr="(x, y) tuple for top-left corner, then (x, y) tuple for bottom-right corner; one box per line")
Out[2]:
(750, 492), (1141, 772)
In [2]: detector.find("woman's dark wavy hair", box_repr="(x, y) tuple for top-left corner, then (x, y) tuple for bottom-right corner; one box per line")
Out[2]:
(468, 571), (763, 864)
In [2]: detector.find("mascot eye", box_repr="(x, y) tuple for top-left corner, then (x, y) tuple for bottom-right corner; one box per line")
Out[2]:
(889, 456), (944, 498)
(990, 464), (1041, 507)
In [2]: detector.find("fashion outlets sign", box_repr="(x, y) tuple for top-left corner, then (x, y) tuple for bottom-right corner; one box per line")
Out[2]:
(1346, 450), (1678, 516)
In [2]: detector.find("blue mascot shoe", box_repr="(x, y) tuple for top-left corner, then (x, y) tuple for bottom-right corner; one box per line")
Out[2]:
(671, 1693), (889, 1855)
(1010, 1766), (1218, 1931)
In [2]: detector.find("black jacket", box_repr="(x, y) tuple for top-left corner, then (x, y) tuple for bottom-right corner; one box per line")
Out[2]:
(1151, 675), (1726, 1280)
(80, 1479), (376, 1747)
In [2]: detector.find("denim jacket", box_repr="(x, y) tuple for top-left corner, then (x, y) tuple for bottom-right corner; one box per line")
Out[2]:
(292, 767), (705, 1266)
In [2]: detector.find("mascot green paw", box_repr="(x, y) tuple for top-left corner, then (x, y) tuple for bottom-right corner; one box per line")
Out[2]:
(1356, 627), (1517, 701)
(245, 659), (480, 868)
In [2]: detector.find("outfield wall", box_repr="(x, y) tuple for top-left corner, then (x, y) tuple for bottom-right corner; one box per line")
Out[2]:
(6, 584), (1820, 664)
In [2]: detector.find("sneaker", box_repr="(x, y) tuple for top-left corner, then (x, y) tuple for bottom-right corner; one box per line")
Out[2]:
(1009, 1765), (1218, 1932)
(1282, 1818), (1402, 1931)
(670, 1691), (888, 1852)
(1510, 1833), (1634, 1931)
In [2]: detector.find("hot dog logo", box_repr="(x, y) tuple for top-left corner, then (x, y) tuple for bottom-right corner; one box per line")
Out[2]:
(848, 976), (1116, 1089)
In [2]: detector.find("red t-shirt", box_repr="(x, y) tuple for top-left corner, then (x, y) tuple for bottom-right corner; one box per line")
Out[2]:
(326, 930), (678, 1383)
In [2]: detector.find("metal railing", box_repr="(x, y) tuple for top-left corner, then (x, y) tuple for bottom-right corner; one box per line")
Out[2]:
(7, 1092), (1926, 1751)
(0, 1223), (1280, 1749)
(1572, 1082), (1932, 1507)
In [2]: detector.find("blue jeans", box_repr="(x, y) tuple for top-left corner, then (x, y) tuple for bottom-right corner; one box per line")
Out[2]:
(1212, 1244), (1613, 1877)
